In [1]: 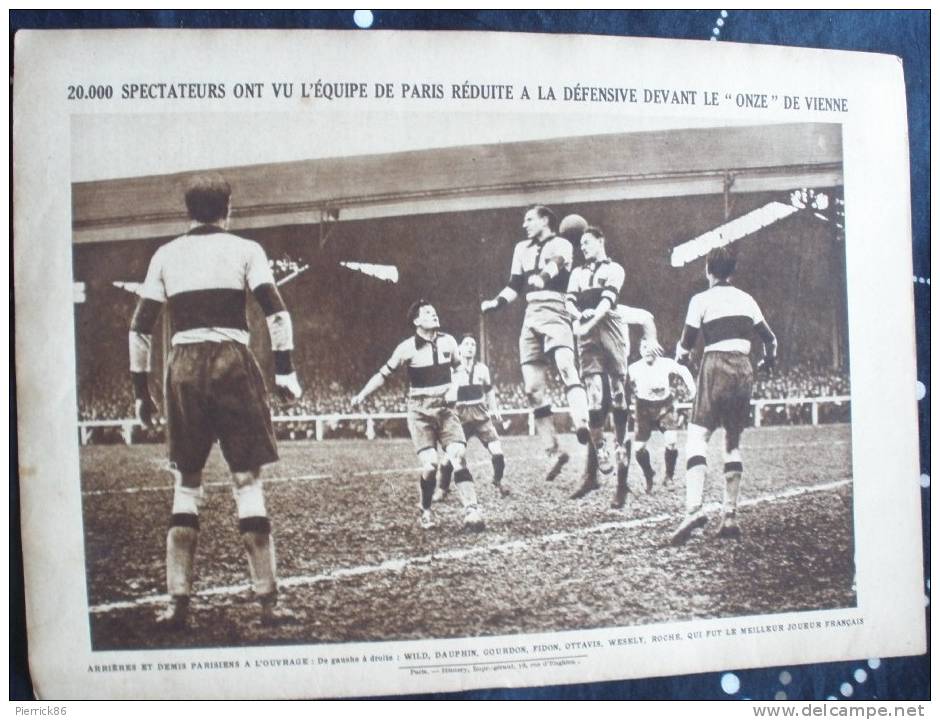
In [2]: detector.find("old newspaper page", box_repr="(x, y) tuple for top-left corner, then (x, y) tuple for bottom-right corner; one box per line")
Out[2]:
(12, 30), (924, 699)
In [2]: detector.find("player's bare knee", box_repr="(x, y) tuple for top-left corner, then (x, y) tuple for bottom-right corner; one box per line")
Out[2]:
(171, 471), (204, 516)
(231, 468), (260, 489)
(663, 430), (678, 449)
(725, 431), (742, 454)
(417, 448), (439, 476)
(445, 443), (468, 468)
(584, 374), (605, 411)
(633, 440), (647, 453)
(685, 423), (710, 461)
(488, 440), (503, 456)
(556, 362), (580, 388)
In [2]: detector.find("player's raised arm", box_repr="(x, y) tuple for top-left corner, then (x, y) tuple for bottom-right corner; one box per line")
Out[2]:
(618, 304), (663, 357)
(755, 316), (778, 372)
(482, 244), (524, 313)
(352, 344), (401, 406)
(247, 243), (302, 402)
(128, 248), (166, 428)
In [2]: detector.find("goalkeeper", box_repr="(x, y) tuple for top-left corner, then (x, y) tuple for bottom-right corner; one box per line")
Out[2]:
(128, 173), (303, 629)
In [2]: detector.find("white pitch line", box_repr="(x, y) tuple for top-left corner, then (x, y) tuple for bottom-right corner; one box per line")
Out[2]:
(88, 477), (851, 614)
(81, 439), (849, 498)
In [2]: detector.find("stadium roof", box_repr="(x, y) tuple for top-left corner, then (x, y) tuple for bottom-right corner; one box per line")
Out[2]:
(72, 123), (842, 244)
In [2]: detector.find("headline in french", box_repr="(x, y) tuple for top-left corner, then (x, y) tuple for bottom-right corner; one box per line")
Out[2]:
(66, 80), (849, 113)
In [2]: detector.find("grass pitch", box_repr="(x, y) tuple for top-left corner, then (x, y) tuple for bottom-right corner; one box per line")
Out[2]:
(82, 424), (855, 650)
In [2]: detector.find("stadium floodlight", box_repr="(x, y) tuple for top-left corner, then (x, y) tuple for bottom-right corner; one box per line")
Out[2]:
(112, 280), (142, 295)
(340, 262), (399, 283)
(669, 201), (798, 268)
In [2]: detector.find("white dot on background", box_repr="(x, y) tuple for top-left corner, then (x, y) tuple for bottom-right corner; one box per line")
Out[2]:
(775, 691), (788, 701)
(854, 669), (868, 683)
(721, 672), (740, 694)
(721, 9), (728, 17)
(779, 670), (792, 685)
(710, 36), (717, 42)
(717, 18), (725, 27)
(867, 658), (881, 670)
(353, 10), (374, 28)
(713, 27), (720, 36)
(827, 696), (838, 701)
(921, 474), (930, 488)
(917, 381), (926, 400)
(840, 683), (854, 697)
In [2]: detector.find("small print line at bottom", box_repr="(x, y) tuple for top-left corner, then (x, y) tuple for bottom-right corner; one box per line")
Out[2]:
(399, 654), (588, 670)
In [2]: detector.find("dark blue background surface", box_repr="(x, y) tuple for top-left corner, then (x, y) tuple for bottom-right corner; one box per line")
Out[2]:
(9, 10), (929, 701)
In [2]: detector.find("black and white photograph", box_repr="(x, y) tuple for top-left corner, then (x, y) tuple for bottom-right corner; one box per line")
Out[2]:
(13, 29), (924, 699)
(73, 118), (855, 651)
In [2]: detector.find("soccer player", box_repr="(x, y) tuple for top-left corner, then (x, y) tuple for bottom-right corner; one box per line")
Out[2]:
(437, 334), (509, 499)
(565, 225), (660, 508)
(352, 300), (485, 531)
(670, 246), (777, 545)
(129, 173), (303, 629)
(629, 339), (697, 492)
(481, 205), (591, 482)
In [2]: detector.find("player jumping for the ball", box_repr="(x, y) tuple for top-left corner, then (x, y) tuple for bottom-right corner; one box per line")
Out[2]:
(352, 300), (485, 532)
(629, 339), (697, 492)
(437, 334), (509, 499)
(481, 205), (592, 482)
(565, 225), (660, 508)
(670, 247), (776, 545)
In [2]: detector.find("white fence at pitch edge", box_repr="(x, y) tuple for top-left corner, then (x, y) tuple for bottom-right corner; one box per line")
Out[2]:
(77, 395), (851, 446)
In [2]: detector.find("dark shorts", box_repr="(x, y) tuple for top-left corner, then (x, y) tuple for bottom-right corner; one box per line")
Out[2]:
(691, 351), (754, 435)
(519, 298), (575, 366)
(407, 395), (467, 454)
(165, 342), (277, 475)
(635, 397), (679, 442)
(579, 317), (629, 377)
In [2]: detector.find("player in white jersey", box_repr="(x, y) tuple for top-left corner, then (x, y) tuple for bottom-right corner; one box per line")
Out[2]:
(481, 205), (592, 483)
(129, 173), (302, 629)
(670, 247), (777, 545)
(437, 335), (509, 499)
(352, 300), (484, 531)
(629, 339), (697, 491)
(565, 226), (660, 509)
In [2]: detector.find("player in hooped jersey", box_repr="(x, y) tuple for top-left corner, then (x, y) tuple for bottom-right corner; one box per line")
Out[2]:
(352, 300), (484, 531)
(670, 247), (777, 544)
(129, 173), (303, 628)
(565, 225), (660, 509)
(437, 335), (509, 499)
(629, 339), (697, 491)
(481, 205), (592, 482)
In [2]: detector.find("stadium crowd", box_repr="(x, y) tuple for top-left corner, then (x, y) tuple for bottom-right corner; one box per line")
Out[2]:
(78, 361), (850, 421)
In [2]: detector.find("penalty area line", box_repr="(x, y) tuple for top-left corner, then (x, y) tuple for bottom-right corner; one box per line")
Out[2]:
(88, 477), (851, 615)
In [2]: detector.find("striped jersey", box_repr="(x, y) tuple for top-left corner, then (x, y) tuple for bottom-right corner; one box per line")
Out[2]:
(381, 332), (460, 397)
(681, 283), (768, 355)
(137, 225), (275, 346)
(566, 258), (625, 311)
(507, 234), (573, 302)
(452, 360), (493, 406)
